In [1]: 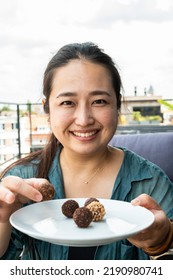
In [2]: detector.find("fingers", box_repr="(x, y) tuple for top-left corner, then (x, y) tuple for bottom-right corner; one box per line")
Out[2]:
(0, 185), (15, 204)
(0, 176), (48, 204)
(129, 194), (171, 249)
(131, 193), (162, 211)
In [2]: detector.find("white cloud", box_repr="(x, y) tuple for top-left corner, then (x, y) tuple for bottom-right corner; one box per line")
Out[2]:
(156, 0), (173, 11)
(0, 0), (173, 103)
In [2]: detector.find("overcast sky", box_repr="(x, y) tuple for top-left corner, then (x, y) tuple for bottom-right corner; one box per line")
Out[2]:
(0, 0), (173, 104)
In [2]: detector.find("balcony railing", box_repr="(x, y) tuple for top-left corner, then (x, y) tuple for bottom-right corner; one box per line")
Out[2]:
(0, 102), (44, 171)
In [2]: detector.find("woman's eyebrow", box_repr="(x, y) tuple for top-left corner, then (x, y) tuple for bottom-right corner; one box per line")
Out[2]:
(90, 90), (112, 97)
(56, 90), (111, 98)
(56, 92), (77, 98)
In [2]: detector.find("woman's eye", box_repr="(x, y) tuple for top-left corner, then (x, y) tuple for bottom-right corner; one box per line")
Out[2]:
(60, 100), (74, 106)
(93, 99), (107, 105)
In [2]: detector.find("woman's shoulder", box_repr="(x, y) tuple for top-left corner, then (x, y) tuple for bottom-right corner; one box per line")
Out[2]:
(110, 145), (170, 181)
(2, 160), (39, 179)
(122, 147), (172, 183)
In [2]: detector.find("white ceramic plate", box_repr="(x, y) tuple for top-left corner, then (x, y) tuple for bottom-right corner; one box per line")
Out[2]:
(10, 198), (154, 247)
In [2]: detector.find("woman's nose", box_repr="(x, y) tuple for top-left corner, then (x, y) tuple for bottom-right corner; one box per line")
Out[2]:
(74, 105), (94, 126)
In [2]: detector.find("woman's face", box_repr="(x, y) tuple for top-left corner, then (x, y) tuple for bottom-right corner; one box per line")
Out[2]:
(49, 59), (118, 155)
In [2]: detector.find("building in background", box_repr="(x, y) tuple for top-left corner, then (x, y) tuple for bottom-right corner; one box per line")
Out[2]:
(0, 105), (50, 171)
(120, 86), (163, 125)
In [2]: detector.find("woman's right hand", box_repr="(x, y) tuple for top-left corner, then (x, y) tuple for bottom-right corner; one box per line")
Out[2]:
(0, 176), (47, 223)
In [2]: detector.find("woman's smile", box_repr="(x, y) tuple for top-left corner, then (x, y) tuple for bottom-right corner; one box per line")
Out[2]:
(70, 129), (100, 141)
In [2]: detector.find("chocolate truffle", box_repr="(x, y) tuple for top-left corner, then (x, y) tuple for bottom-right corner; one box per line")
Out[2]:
(84, 197), (99, 207)
(73, 207), (93, 228)
(62, 199), (79, 218)
(39, 183), (55, 201)
(86, 201), (105, 221)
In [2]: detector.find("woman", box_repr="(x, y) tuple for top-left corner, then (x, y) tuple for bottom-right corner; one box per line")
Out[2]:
(0, 42), (173, 260)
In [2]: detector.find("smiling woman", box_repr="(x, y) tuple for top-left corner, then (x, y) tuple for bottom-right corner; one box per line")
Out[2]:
(0, 42), (173, 260)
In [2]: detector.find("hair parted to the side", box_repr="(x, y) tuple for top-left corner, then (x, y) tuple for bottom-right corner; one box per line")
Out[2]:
(0, 42), (123, 179)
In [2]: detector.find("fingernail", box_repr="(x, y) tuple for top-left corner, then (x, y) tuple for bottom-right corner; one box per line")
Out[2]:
(5, 193), (13, 203)
(35, 193), (42, 201)
(131, 198), (140, 205)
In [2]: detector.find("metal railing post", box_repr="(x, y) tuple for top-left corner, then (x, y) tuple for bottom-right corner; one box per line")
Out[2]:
(17, 104), (21, 158)
(28, 103), (33, 152)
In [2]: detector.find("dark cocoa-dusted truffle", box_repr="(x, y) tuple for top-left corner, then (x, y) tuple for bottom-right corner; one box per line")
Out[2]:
(73, 207), (93, 228)
(39, 183), (55, 201)
(84, 197), (99, 207)
(62, 199), (79, 218)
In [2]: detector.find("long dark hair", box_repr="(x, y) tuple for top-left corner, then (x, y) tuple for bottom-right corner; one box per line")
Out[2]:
(1, 42), (123, 179)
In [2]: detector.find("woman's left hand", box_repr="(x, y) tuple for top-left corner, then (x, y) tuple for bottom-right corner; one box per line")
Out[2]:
(128, 193), (170, 249)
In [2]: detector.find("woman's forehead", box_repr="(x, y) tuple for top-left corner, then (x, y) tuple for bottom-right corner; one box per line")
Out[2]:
(52, 60), (115, 95)
(51, 59), (113, 89)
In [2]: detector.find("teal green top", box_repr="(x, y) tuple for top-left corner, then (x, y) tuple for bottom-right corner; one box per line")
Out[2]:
(1, 147), (173, 260)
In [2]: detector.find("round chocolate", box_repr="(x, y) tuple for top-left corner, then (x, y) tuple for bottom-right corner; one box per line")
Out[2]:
(62, 199), (79, 218)
(39, 183), (55, 201)
(84, 197), (99, 207)
(86, 201), (105, 221)
(73, 207), (93, 228)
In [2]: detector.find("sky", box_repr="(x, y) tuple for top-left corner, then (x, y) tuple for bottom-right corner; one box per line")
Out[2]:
(0, 0), (173, 104)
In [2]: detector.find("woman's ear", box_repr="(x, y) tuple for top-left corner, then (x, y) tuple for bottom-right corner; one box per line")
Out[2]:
(42, 98), (49, 114)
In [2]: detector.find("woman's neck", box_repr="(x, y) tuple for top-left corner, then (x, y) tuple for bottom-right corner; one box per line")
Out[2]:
(60, 146), (110, 173)
(59, 146), (124, 198)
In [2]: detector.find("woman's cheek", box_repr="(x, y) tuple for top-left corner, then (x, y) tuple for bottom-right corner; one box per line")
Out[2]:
(100, 110), (118, 126)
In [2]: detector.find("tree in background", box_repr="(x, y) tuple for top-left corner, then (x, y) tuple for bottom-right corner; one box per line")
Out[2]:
(158, 99), (173, 124)
(158, 99), (173, 111)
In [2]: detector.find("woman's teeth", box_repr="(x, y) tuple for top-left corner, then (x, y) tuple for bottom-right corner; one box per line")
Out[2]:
(73, 131), (97, 137)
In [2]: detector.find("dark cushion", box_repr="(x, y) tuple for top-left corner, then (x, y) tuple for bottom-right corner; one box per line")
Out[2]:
(109, 133), (173, 183)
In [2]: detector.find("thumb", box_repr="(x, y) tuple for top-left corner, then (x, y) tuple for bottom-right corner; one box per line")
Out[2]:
(131, 193), (161, 211)
(25, 178), (50, 190)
